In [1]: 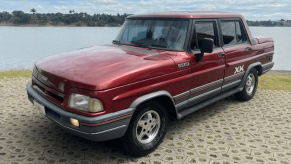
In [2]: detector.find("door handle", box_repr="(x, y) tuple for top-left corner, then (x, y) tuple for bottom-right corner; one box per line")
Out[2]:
(246, 47), (252, 51)
(217, 52), (225, 57)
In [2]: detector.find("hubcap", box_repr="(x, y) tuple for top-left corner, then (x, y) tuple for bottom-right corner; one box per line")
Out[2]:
(136, 110), (161, 144)
(246, 73), (255, 95)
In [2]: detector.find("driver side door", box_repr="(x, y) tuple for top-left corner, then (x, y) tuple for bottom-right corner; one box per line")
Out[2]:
(188, 20), (226, 107)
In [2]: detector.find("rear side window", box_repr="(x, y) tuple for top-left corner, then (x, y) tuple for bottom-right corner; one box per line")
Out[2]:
(191, 21), (218, 50)
(221, 20), (248, 46)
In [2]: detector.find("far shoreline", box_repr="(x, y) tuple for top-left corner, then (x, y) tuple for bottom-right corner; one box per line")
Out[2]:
(0, 22), (122, 27)
(0, 23), (289, 28)
(1, 24), (290, 28)
(265, 70), (291, 76)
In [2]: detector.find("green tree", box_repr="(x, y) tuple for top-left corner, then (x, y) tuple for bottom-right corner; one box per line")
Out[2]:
(2, 10), (131, 26)
(30, 8), (37, 24)
(12, 10), (30, 24)
(30, 8), (36, 14)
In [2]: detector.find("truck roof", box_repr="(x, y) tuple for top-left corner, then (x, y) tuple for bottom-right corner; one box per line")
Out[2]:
(127, 11), (243, 19)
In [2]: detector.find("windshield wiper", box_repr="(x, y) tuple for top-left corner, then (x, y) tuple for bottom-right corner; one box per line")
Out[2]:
(130, 41), (152, 50)
(130, 41), (143, 46)
(150, 44), (167, 48)
(112, 40), (121, 45)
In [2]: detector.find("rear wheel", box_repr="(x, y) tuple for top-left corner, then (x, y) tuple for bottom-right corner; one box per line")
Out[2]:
(234, 68), (258, 101)
(122, 101), (168, 157)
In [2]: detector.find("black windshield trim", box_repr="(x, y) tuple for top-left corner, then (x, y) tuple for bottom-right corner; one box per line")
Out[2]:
(124, 43), (187, 52)
(104, 44), (160, 55)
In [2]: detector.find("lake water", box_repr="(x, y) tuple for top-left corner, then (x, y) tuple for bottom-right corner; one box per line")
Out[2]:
(0, 26), (290, 71)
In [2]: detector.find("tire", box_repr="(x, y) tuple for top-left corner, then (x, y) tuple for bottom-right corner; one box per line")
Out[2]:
(234, 68), (258, 101)
(122, 101), (168, 157)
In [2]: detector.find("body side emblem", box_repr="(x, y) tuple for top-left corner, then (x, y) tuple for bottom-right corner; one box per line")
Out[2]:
(178, 62), (189, 68)
(234, 65), (244, 74)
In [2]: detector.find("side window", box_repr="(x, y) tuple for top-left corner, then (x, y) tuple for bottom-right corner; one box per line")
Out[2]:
(236, 22), (242, 43)
(221, 21), (236, 45)
(221, 20), (248, 46)
(191, 22), (218, 50)
(236, 21), (248, 43)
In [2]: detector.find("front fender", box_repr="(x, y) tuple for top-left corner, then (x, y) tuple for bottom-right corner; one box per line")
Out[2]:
(129, 90), (176, 109)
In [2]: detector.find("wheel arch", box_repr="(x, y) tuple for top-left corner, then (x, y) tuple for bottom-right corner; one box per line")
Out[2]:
(238, 62), (261, 91)
(129, 91), (178, 119)
(254, 64), (263, 76)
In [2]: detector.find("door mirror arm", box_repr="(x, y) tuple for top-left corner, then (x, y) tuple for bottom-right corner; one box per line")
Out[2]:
(190, 50), (204, 63)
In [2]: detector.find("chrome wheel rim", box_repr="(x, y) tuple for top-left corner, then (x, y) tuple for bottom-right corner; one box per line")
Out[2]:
(246, 74), (255, 95)
(136, 110), (161, 144)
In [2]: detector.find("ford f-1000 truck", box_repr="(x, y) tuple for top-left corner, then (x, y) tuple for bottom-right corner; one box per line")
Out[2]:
(27, 11), (274, 156)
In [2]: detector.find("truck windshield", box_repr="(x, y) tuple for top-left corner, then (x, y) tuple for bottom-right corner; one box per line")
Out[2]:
(115, 19), (189, 51)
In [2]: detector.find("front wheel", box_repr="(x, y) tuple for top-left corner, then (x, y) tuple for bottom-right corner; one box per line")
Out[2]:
(122, 101), (168, 157)
(234, 68), (258, 101)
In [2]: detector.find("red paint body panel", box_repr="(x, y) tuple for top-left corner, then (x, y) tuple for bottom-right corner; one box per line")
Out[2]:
(190, 48), (226, 88)
(31, 11), (274, 117)
(37, 45), (175, 91)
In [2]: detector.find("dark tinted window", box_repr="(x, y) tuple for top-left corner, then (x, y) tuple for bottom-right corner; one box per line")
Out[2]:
(236, 22), (248, 43)
(221, 21), (236, 45)
(221, 20), (248, 45)
(191, 22), (218, 50)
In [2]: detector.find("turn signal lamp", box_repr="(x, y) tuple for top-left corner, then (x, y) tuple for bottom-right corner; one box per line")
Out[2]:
(70, 118), (79, 127)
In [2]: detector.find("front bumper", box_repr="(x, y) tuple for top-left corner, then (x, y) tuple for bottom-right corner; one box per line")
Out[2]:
(26, 81), (133, 141)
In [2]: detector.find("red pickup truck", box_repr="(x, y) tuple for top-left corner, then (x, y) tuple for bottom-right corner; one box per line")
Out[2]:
(27, 11), (274, 156)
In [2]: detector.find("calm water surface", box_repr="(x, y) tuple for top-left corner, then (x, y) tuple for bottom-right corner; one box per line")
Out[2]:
(0, 26), (290, 71)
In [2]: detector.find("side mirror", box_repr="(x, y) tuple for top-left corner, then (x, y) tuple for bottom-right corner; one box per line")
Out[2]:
(194, 38), (214, 63)
(201, 38), (214, 53)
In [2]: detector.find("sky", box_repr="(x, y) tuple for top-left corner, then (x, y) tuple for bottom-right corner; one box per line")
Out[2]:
(0, 0), (291, 21)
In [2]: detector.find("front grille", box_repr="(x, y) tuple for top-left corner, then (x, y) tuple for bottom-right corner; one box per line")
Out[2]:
(48, 91), (64, 103)
(35, 83), (45, 93)
(32, 76), (65, 106)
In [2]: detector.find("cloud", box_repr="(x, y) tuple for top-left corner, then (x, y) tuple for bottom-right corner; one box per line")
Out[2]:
(37, 5), (43, 9)
(0, 0), (290, 20)
(92, 0), (118, 5)
(53, 6), (68, 10)
(138, 1), (153, 6)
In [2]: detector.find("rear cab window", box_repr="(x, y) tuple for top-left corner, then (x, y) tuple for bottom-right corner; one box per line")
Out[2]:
(220, 20), (248, 46)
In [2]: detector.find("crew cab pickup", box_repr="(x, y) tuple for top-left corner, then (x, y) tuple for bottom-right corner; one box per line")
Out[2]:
(27, 11), (274, 156)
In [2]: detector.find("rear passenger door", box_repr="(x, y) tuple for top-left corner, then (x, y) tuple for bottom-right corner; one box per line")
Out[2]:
(219, 19), (253, 92)
(187, 20), (226, 107)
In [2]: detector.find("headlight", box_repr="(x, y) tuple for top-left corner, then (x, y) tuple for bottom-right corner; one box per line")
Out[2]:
(69, 94), (103, 112)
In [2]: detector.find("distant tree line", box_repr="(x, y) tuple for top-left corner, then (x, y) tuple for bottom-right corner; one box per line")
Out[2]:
(2, 9), (290, 27)
(246, 19), (291, 27)
(0, 9), (131, 26)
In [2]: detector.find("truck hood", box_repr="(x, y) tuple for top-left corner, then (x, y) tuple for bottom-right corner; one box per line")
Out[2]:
(36, 44), (175, 92)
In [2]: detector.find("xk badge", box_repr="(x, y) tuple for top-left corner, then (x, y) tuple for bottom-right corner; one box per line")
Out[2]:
(234, 65), (244, 74)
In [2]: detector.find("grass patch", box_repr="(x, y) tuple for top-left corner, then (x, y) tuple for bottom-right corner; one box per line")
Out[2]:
(0, 70), (32, 80)
(259, 75), (291, 90)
